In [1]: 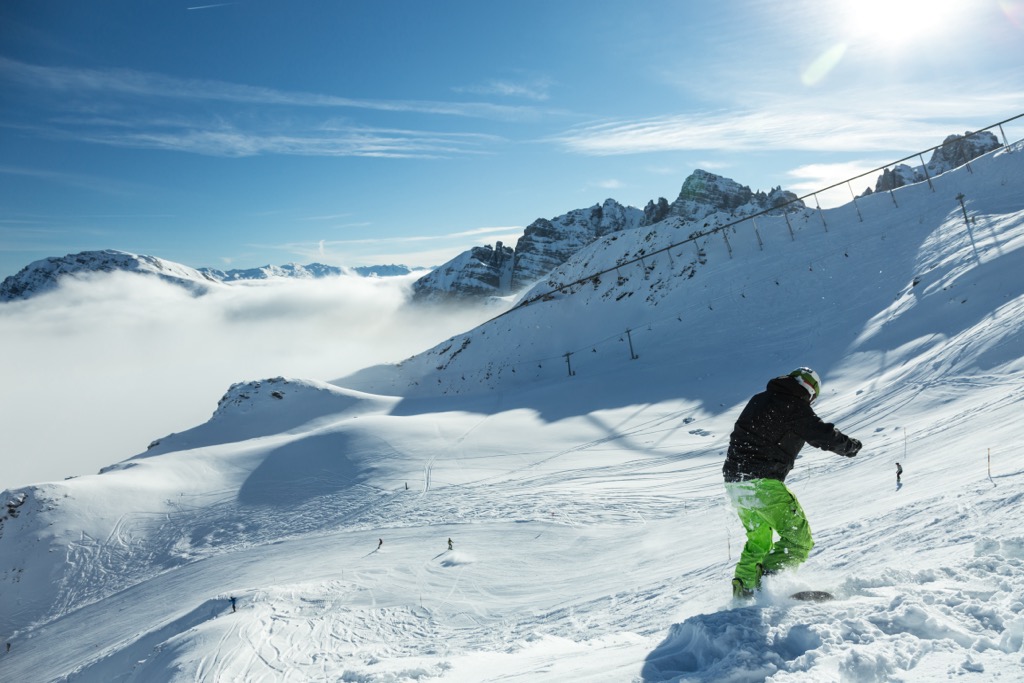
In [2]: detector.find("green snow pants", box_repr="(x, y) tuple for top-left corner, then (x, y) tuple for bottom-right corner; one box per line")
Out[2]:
(725, 478), (814, 590)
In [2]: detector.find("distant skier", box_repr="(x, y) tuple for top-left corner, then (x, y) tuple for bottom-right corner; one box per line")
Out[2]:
(377, 538), (383, 550)
(896, 462), (903, 484)
(723, 368), (862, 599)
(230, 596), (236, 613)
(448, 538), (454, 551)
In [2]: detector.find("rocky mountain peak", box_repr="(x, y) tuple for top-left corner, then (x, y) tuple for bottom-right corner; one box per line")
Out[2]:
(412, 170), (803, 303)
(669, 170), (802, 221)
(868, 130), (1002, 195)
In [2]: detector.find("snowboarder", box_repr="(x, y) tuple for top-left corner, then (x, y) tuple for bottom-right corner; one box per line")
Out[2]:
(896, 462), (903, 484)
(230, 596), (236, 613)
(377, 538), (383, 550)
(723, 368), (862, 599)
(448, 537), (454, 551)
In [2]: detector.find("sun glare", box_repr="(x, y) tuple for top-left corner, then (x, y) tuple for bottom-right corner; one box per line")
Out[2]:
(841, 0), (963, 49)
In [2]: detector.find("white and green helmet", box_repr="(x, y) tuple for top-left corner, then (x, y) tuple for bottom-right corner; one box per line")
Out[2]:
(789, 367), (821, 402)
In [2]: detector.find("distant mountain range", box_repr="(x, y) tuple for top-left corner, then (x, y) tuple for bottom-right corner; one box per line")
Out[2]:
(0, 251), (423, 302)
(1, 130), (1001, 305)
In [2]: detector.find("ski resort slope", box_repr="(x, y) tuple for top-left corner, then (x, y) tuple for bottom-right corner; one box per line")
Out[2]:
(2, 143), (1024, 682)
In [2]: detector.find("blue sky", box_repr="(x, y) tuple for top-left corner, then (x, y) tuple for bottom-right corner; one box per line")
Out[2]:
(2, 0), (1023, 279)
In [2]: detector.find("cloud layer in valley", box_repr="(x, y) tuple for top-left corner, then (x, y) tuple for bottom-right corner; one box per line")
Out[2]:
(0, 271), (503, 490)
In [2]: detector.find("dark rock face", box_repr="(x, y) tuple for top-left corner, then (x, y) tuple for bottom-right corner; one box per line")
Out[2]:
(510, 199), (643, 292)
(668, 170), (802, 220)
(871, 131), (1001, 194)
(412, 242), (516, 301)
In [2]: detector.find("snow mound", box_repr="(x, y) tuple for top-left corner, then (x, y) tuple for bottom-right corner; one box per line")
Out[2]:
(141, 377), (397, 455)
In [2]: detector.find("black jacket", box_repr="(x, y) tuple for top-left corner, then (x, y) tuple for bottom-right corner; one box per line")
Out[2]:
(723, 376), (859, 483)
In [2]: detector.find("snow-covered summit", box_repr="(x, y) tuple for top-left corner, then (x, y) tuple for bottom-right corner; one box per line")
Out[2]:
(667, 169), (802, 221)
(0, 249), (220, 301)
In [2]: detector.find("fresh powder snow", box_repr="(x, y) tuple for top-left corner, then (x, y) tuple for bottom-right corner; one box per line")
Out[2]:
(2, 142), (1024, 681)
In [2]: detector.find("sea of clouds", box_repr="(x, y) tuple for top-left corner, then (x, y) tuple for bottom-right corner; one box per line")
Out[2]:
(0, 271), (504, 490)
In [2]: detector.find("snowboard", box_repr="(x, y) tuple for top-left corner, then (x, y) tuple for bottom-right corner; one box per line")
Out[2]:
(789, 590), (834, 602)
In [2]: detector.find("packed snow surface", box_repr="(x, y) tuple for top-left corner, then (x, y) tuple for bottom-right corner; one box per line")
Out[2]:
(2, 143), (1024, 681)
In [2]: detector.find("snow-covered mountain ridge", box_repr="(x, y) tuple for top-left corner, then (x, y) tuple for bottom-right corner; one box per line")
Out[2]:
(412, 130), (1003, 305)
(2, 140), (1023, 681)
(0, 250), (219, 301)
(0, 251), (419, 302)
(411, 170), (802, 302)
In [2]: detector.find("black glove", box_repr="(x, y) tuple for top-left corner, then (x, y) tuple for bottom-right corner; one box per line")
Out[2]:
(845, 438), (862, 457)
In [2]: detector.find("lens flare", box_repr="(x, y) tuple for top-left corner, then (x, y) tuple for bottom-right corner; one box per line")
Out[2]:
(801, 43), (848, 86)
(999, 0), (1024, 29)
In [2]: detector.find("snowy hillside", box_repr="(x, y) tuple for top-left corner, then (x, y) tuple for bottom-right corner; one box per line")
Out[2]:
(2, 142), (1024, 682)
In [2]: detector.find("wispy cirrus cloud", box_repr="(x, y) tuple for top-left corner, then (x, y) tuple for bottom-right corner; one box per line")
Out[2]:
(260, 226), (525, 269)
(69, 122), (502, 158)
(0, 57), (541, 157)
(273, 225), (522, 250)
(453, 77), (554, 102)
(551, 88), (1024, 156)
(0, 56), (551, 122)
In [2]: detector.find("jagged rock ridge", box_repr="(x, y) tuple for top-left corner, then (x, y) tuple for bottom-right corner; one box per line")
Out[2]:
(867, 131), (1002, 195)
(412, 170), (802, 302)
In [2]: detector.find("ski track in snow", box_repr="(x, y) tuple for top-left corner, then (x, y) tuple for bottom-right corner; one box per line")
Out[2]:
(2, 143), (1024, 682)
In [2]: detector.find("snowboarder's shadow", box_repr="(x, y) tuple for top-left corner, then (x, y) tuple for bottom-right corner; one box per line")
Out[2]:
(896, 481), (903, 492)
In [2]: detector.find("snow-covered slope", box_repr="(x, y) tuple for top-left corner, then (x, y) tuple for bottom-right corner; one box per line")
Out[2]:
(2, 142), (1023, 682)
(0, 250), (222, 301)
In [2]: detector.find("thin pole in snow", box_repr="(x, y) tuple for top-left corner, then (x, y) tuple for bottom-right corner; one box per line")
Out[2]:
(847, 181), (864, 222)
(998, 124), (1011, 151)
(813, 194), (828, 232)
(625, 328), (639, 360)
(783, 210), (796, 240)
(751, 217), (764, 250)
(919, 153), (935, 191)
